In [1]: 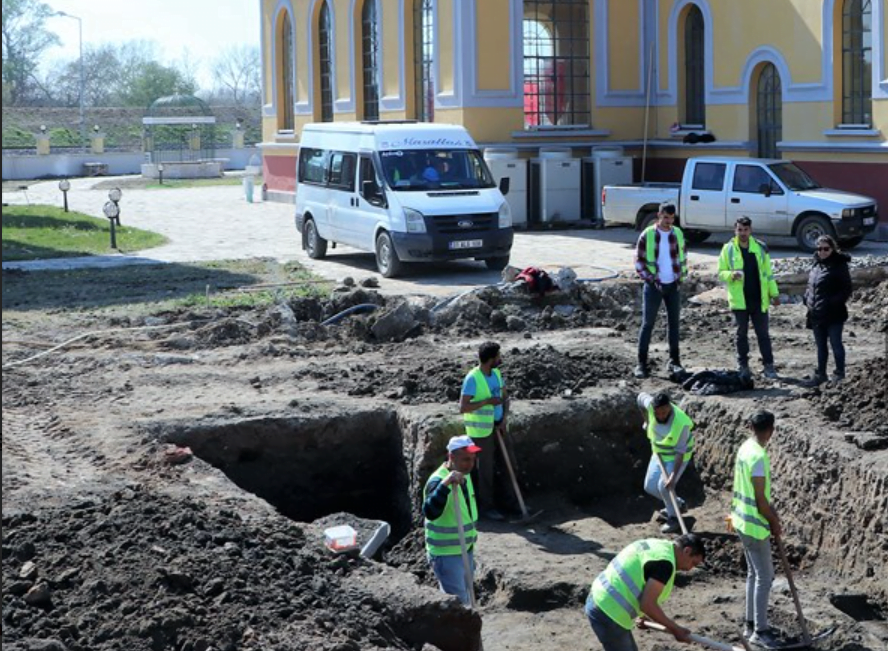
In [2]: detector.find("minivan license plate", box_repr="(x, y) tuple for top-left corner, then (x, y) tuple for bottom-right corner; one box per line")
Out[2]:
(449, 239), (483, 250)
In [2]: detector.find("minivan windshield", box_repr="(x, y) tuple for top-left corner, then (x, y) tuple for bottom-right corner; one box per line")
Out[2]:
(768, 162), (821, 191)
(379, 149), (496, 191)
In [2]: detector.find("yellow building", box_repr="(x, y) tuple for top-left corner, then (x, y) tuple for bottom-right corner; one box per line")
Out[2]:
(259, 0), (887, 237)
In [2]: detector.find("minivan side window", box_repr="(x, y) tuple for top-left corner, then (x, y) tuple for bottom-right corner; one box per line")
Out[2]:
(328, 152), (357, 191)
(691, 162), (726, 191)
(298, 148), (328, 185)
(359, 155), (385, 206)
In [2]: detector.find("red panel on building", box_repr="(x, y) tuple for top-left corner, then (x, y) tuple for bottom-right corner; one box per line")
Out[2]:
(263, 154), (297, 193)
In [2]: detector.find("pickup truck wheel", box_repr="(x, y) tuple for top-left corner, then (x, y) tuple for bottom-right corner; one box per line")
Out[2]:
(638, 211), (658, 231)
(795, 215), (835, 252)
(375, 231), (403, 278)
(485, 255), (510, 271)
(838, 236), (864, 249)
(304, 219), (328, 259)
(684, 230), (711, 245)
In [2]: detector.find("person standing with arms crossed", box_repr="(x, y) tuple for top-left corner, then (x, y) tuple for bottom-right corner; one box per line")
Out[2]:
(634, 202), (687, 379)
(731, 410), (783, 649)
(718, 217), (780, 379)
(459, 341), (508, 521)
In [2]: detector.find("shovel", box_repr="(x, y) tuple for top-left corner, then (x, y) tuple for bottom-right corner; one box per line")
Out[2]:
(654, 454), (689, 535)
(644, 620), (753, 651)
(773, 536), (837, 649)
(496, 428), (543, 525)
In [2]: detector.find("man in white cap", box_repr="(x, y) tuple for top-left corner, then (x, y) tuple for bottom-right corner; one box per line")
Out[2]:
(422, 435), (481, 605)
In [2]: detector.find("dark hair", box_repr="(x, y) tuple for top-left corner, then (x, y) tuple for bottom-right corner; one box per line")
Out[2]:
(676, 533), (706, 559)
(816, 234), (840, 254)
(748, 410), (775, 433)
(659, 202), (676, 215)
(735, 216), (752, 228)
(479, 341), (501, 364)
(652, 392), (671, 408)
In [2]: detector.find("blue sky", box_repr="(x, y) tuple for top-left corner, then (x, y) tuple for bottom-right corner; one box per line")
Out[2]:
(44, 0), (261, 88)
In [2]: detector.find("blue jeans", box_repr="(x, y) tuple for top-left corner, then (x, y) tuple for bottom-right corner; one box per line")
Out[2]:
(733, 309), (774, 367)
(429, 552), (475, 606)
(638, 282), (681, 364)
(585, 599), (638, 651)
(812, 322), (845, 376)
(644, 455), (689, 518)
(738, 532), (773, 632)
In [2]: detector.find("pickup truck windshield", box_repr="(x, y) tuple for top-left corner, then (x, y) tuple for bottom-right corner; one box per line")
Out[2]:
(768, 162), (821, 191)
(379, 149), (495, 191)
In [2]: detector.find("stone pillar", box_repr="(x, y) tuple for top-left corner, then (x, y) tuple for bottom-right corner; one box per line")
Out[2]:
(91, 132), (105, 154)
(189, 129), (201, 151)
(233, 130), (245, 149)
(36, 133), (50, 155)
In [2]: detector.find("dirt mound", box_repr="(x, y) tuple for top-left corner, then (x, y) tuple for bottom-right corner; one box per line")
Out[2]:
(1, 487), (466, 651)
(811, 356), (888, 446)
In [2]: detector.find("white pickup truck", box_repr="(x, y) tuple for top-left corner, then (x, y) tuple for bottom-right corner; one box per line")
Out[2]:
(601, 156), (878, 251)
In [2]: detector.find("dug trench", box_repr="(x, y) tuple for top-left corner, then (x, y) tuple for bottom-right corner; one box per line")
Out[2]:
(2, 264), (887, 651)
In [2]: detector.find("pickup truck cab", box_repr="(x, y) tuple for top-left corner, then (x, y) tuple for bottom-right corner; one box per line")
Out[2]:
(295, 121), (513, 277)
(601, 156), (878, 251)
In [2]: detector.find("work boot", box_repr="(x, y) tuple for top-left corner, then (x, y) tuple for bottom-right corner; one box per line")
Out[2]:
(738, 364), (751, 379)
(633, 363), (650, 379)
(660, 518), (680, 534)
(762, 365), (778, 380)
(748, 628), (781, 649)
(804, 371), (827, 387)
(830, 372), (845, 383)
(743, 621), (754, 639)
(667, 361), (685, 376)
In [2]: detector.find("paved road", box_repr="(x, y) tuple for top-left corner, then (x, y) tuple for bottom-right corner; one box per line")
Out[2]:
(4, 176), (886, 297)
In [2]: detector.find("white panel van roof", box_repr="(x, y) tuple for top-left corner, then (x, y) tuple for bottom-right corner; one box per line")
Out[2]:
(300, 121), (478, 151)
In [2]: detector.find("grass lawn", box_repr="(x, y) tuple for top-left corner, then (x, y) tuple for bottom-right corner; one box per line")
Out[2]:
(92, 176), (263, 191)
(2, 204), (168, 261)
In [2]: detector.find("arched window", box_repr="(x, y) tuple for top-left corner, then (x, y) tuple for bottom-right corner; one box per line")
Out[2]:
(841, 0), (872, 125)
(522, 0), (590, 127)
(362, 0), (380, 121)
(756, 63), (782, 159)
(414, 0), (433, 121)
(318, 1), (334, 122)
(278, 12), (295, 131)
(684, 5), (705, 126)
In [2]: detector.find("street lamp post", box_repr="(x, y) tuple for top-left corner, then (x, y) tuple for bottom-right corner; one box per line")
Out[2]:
(54, 11), (85, 148)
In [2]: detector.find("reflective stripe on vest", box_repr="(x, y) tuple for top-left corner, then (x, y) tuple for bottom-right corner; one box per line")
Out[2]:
(462, 366), (503, 438)
(646, 403), (695, 461)
(722, 238), (774, 313)
(590, 539), (676, 630)
(731, 438), (771, 540)
(644, 226), (686, 279)
(424, 464), (478, 556)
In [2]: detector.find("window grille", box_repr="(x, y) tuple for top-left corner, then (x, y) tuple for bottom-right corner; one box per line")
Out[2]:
(280, 15), (295, 130)
(522, 0), (590, 128)
(362, 0), (380, 121)
(841, 0), (872, 125)
(756, 63), (782, 159)
(319, 1), (334, 122)
(414, 0), (434, 121)
(684, 5), (705, 126)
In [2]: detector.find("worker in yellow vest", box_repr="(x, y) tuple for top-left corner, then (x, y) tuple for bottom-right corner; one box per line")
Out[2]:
(585, 534), (706, 650)
(718, 217), (780, 379)
(459, 341), (508, 521)
(731, 410), (783, 649)
(422, 435), (482, 605)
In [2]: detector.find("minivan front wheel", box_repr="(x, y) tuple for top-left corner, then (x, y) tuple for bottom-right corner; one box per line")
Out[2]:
(304, 219), (327, 259)
(375, 231), (402, 278)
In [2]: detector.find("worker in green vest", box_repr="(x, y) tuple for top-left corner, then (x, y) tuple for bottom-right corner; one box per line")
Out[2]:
(422, 435), (482, 605)
(638, 391), (695, 534)
(585, 534), (706, 651)
(459, 341), (508, 521)
(731, 410), (783, 649)
(718, 216), (780, 379)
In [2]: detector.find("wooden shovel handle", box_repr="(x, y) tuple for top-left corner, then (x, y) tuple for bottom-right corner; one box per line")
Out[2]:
(775, 535), (812, 645)
(644, 620), (748, 651)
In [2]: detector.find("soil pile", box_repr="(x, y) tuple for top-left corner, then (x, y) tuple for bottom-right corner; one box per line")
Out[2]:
(812, 356), (888, 444)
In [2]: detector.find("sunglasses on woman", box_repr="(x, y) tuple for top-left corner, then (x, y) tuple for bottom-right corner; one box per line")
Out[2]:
(817, 246), (832, 252)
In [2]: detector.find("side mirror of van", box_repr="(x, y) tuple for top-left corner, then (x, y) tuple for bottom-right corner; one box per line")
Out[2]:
(758, 183), (772, 198)
(362, 179), (385, 206)
(499, 177), (510, 196)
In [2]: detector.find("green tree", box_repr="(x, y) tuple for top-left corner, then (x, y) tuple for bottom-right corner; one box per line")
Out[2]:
(121, 60), (196, 107)
(1, 0), (60, 105)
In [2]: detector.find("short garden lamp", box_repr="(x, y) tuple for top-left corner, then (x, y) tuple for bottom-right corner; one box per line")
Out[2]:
(58, 178), (71, 212)
(40, 124), (47, 134)
(157, 162), (165, 185)
(102, 199), (120, 250)
(93, 124), (100, 134)
(108, 187), (122, 227)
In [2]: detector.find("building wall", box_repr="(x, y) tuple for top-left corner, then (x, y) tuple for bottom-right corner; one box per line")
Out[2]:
(259, 0), (887, 237)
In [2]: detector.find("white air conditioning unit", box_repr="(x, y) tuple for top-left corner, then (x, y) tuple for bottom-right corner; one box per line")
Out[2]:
(484, 147), (528, 228)
(528, 147), (581, 225)
(582, 146), (633, 223)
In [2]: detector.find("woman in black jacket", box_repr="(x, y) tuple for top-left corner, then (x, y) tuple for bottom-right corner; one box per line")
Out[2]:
(804, 235), (852, 384)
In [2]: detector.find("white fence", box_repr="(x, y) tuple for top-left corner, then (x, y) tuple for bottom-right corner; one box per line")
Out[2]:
(1, 147), (260, 180)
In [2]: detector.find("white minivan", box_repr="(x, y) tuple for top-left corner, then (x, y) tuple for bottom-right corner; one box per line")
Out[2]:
(295, 121), (514, 277)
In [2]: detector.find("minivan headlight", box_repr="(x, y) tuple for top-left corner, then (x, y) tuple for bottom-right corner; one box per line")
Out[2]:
(498, 202), (512, 228)
(404, 208), (427, 233)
